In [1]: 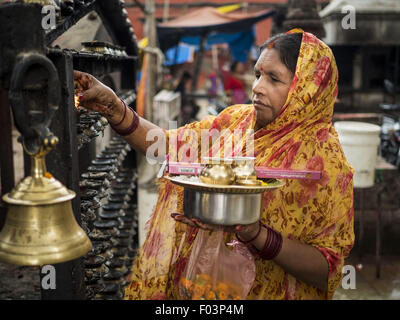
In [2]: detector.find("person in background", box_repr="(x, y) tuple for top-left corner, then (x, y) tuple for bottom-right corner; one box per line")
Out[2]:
(176, 98), (200, 127)
(174, 71), (198, 125)
(224, 61), (250, 105)
(174, 71), (192, 103)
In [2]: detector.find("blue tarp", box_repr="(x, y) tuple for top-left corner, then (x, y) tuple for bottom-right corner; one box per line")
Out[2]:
(164, 44), (195, 66)
(177, 30), (255, 63)
(157, 8), (275, 64)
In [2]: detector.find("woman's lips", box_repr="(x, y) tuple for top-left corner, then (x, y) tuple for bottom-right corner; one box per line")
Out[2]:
(253, 100), (271, 110)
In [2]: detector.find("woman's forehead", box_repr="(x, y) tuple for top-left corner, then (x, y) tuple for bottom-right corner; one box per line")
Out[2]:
(255, 49), (288, 75)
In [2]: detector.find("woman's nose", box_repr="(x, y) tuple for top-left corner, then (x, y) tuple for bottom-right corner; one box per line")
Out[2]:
(252, 78), (265, 96)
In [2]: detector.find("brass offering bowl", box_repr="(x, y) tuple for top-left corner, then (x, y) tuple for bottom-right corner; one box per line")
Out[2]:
(200, 157), (235, 185)
(231, 156), (257, 182)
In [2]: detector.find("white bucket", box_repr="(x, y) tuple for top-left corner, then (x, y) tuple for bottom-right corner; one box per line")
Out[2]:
(334, 121), (381, 188)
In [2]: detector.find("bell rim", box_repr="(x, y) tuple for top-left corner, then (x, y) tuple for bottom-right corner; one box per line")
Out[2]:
(0, 237), (92, 266)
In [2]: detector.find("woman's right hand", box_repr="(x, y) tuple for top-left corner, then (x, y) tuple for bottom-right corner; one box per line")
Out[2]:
(73, 70), (125, 125)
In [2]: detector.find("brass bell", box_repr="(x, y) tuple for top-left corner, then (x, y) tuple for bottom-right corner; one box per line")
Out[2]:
(0, 139), (92, 266)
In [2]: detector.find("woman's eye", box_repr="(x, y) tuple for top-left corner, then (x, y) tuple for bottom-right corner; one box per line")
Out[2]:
(271, 77), (279, 82)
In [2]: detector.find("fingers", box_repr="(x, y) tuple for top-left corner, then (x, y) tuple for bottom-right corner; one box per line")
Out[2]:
(73, 70), (94, 91)
(80, 101), (108, 114)
(191, 218), (219, 231)
(171, 213), (198, 228)
(73, 70), (84, 80)
(78, 87), (98, 103)
(170, 214), (214, 230)
(73, 70), (87, 91)
(76, 91), (101, 112)
(171, 213), (243, 233)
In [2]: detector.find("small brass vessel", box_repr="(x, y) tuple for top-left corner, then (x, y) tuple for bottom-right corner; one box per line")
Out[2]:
(231, 156), (257, 182)
(200, 157), (235, 185)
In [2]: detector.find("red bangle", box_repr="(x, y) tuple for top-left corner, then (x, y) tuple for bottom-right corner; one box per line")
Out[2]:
(259, 224), (283, 260)
(110, 103), (140, 136)
(236, 221), (262, 243)
(113, 98), (127, 127)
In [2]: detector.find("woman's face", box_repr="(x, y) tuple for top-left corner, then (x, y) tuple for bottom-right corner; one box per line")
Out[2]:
(252, 48), (294, 128)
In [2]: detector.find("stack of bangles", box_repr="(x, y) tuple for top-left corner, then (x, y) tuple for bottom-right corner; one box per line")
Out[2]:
(236, 221), (283, 260)
(110, 99), (140, 136)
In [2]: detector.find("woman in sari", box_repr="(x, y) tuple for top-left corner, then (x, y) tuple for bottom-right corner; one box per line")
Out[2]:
(74, 29), (354, 300)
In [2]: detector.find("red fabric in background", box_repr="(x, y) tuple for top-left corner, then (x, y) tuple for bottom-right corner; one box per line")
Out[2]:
(224, 75), (244, 91)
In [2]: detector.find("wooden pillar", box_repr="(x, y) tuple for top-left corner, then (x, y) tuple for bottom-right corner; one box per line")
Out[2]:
(144, 0), (157, 122)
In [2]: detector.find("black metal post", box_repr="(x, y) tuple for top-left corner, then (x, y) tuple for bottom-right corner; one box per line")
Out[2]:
(394, 46), (399, 104)
(0, 3), (44, 230)
(121, 59), (137, 90)
(40, 52), (86, 300)
(0, 90), (15, 231)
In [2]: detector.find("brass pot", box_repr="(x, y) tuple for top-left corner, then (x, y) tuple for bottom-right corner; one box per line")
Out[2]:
(200, 157), (235, 185)
(231, 156), (257, 182)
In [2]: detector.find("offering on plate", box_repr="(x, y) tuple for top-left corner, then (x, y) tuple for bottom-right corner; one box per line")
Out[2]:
(231, 156), (257, 182)
(199, 157), (235, 185)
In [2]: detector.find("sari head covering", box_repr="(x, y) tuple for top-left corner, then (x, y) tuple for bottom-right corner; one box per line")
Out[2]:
(125, 29), (354, 300)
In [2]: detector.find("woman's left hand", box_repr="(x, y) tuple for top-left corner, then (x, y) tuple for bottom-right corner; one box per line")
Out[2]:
(171, 213), (260, 239)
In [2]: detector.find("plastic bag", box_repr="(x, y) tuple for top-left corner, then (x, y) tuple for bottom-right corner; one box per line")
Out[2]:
(179, 229), (256, 300)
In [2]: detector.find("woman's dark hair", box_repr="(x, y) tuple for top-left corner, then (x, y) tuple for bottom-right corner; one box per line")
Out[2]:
(230, 61), (240, 73)
(259, 33), (302, 75)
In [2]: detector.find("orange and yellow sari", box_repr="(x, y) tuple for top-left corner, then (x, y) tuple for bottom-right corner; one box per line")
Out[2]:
(124, 29), (354, 300)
